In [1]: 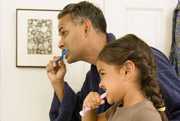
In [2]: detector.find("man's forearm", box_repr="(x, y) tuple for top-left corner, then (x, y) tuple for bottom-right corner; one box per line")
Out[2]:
(82, 109), (97, 121)
(50, 81), (80, 121)
(52, 81), (64, 102)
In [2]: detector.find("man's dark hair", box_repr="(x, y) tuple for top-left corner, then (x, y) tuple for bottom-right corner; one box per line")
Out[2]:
(58, 1), (107, 33)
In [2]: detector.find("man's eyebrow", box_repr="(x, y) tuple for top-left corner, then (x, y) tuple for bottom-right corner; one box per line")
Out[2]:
(98, 68), (104, 73)
(58, 26), (63, 33)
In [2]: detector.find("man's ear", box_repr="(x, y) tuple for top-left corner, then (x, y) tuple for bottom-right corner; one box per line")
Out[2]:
(83, 19), (91, 33)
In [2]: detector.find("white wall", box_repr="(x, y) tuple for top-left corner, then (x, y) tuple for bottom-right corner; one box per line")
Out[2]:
(0, 0), (4, 119)
(0, 0), (89, 121)
(105, 0), (177, 56)
(0, 0), (177, 121)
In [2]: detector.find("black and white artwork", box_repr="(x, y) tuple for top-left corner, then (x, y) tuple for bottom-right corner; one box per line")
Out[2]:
(16, 9), (60, 67)
(27, 19), (52, 55)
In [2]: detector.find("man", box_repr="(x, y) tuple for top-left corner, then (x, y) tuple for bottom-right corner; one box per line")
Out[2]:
(46, 1), (180, 121)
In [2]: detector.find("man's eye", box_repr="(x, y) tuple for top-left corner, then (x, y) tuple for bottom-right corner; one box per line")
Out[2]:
(100, 72), (105, 76)
(61, 31), (65, 35)
(61, 31), (68, 37)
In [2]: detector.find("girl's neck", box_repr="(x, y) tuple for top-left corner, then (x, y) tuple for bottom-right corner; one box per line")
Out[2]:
(122, 90), (146, 108)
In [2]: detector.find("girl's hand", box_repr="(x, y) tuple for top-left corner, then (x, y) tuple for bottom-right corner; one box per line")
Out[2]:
(83, 92), (105, 110)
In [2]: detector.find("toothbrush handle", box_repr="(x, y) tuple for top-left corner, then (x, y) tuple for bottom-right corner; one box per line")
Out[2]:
(79, 92), (107, 117)
(54, 49), (68, 64)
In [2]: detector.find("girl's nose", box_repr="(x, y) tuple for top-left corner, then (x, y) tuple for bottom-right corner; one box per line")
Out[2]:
(99, 81), (105, 90)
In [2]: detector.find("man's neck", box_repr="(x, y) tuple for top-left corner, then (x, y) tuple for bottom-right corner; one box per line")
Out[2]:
(82, 32), (107, 64)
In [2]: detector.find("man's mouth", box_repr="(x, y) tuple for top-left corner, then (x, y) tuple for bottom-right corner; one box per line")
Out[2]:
(65, 51), (69, 59)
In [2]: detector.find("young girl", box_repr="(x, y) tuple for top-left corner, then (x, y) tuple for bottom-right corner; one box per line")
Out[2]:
(82, 34), (168, 121)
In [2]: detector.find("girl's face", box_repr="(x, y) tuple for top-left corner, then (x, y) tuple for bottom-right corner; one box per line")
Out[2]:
(96, 60), (129, 104)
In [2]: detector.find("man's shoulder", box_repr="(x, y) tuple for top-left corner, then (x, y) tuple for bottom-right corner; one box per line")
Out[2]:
(84, 64), (99, 83)
(86, 65), (97, 75)
(150, 47), (169, 60)
(150, 47), (173, 71)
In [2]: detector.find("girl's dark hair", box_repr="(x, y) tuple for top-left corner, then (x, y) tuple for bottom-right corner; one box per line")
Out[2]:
(98, 34), (168, 121)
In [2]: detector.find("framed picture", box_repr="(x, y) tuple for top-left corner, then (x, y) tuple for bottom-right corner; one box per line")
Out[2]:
(16, 9), (61, 68)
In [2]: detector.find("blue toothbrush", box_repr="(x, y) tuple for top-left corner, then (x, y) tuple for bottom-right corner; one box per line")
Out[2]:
(55, 48), (68, 63)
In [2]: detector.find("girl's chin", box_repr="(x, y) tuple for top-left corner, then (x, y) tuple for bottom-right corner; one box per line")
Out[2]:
(107, 98), (113, 104)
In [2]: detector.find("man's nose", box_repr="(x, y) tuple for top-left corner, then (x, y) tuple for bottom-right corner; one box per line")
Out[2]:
(58, 39), (64, 49)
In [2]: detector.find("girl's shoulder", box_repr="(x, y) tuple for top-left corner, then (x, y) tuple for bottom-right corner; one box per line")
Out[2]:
(106, 100), (162, 121)
(133, 100), (162, 121)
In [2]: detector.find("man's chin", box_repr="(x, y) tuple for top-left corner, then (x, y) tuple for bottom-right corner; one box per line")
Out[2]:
(66, 57), (79, 64)
(66, 59), (72, 64)
(66, 57), (75, 64)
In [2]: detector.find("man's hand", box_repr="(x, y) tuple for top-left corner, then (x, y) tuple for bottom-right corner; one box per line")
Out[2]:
(47, 56), (66, 84)
(46, 56), (67, 101)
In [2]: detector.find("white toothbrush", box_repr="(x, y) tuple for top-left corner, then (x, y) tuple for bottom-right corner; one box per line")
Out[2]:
(79, 92), (107, 117)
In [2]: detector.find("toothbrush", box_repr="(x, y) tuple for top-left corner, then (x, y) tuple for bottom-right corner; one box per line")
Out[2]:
(79, 92), (107, 117)
(54, 48), (68, 64)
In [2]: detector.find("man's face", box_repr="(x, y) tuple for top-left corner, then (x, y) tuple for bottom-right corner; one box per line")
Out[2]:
(58, 14), (86, 63)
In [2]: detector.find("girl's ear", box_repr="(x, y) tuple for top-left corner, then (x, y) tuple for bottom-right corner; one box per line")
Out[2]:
(123, 60), (136, 75)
